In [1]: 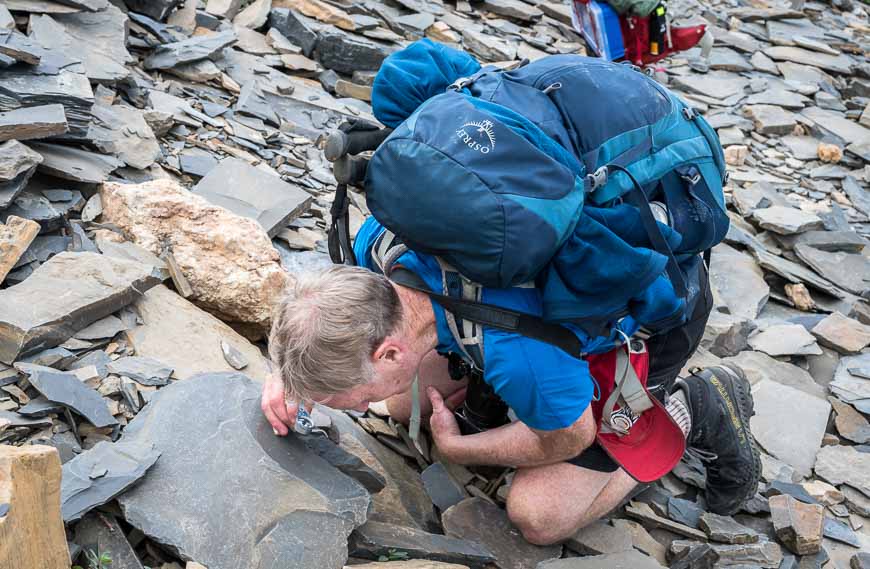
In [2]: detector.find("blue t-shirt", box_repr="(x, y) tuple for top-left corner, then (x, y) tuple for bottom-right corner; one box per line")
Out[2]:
(355, 217), (600, 431)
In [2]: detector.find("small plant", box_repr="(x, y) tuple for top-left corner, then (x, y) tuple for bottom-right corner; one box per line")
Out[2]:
(377, 548), (410, 562)
(72, 548), (112, 569)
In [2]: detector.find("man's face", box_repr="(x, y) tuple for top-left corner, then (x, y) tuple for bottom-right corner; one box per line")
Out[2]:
(314, 341), (418, 412)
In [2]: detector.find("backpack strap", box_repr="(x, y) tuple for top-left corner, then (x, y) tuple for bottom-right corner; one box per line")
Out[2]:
(599, 341), (655, 436)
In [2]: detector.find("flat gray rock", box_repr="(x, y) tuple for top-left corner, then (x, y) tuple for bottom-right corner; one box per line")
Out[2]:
(0, 29), (43, 65)
(87, 104), (161, 170)
(269, 8), (321, 57)
(123, 0), (183, 21)
(672, 72), (748, 100)
(18, 363), (117, 428)
(794, 245), (870, 297)
(801, 107), (870, 146)
(748, 323), (822, 357)
(443, 497), (561, 568)
(811, 312), (870, 355)
(106, 356), (173, 386)
(0, 104), (68, 143)
(421, 462), (466, 512)
(0, 140), (42, 209)
(193, 157), (313, 237)
(830, 354), (870, 414)
(74, 314), (128, 341)
(0, 251), (162, 364)
(723, 350), (825, 399)
(709, 47), (753, 73)
(754, 206), (823, 235)
(482, 0), (542, 21)
(710, 244), (769, 320)
(144, 29), (237, 70)
(814, 445), (870, 499)
(28, 142), (122, 184)
(537, 550), (665, 568)
(752, 248), (845, 299)
(316, 28), (393, 75)
(61, 439), (160, 522)
(744, 105), (798, 136)
(699, 512), (759, 544)
(764, 46), (854, 75)
(117, 373), (371, 569)
(349, 520), (496, 567)
(744, 90), (808, 109)
(750, 379), (830, 477)
(2, 187), (85, 233)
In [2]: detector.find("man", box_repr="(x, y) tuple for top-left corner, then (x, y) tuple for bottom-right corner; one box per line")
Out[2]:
(261, 216), (761, 546)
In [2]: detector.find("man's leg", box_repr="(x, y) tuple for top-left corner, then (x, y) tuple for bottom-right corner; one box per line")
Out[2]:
(385, 349), (467, 424)
(506, 463), (637, 545)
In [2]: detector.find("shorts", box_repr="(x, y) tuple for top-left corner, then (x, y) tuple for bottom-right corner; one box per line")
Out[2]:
(567, 260), (713, 473)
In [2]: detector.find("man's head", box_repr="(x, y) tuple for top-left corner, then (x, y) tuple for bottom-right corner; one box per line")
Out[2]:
(269, 265), (419, 411)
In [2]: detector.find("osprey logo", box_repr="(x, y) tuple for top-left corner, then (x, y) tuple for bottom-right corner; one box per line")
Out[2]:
(456, 119), (496, 154)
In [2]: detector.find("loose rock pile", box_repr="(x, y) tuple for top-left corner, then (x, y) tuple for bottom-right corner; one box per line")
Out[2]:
(0, 0), (869, 568)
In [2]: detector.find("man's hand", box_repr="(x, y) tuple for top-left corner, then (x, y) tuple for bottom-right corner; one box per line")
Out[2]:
(427, 387), (463, 458)
(261, 373), (301, 436)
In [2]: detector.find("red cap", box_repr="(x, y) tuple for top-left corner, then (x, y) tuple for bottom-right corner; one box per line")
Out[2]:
(587, 348), (686, 483)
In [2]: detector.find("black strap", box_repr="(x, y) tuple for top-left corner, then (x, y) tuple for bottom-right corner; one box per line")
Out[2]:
(390, 267), (585, 359)
(327, 183), (356, 265)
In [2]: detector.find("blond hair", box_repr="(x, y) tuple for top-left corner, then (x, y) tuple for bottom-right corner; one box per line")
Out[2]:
(268, 265), (403, 402)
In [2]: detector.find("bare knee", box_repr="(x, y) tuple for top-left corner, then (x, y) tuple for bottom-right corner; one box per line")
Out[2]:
(507, 490), (567, 545)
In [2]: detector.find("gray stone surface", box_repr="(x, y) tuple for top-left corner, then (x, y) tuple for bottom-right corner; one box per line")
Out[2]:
(118, 373), (371, 569)
(753, 206), (823, 235)
(0, 140), (42, 209)
(106, 356), (173, 386)
(75, 512), (145, 569)
(814, 445), (870, 499)
(144, 29), (237, 70)
(0, 252), (162, 364)
(794, 245), (870, 297)
(811, 312), (870, 355)
(87, 104), (160, 170)
(192, 157), (312, 237)
(710, 244), (770, 320)
(831, 354), (870, 415)
(0, 68), (93, 141)
(18, 363), (117, 428)
(744, 105), (798, 135)
(442, 497), (561, 568)
(748, 323), (822, 356)
(750, 379), (830, 477)
(725, 350), (824, 398)
(269, 8), (321, 56)
(28, 142), (122, 184)
(764, 46), (854, 75)
(316, 28), (392, 75)
(61, 439), (160, 522)
(349, 520), (496, 567)
(536, 550), (665, 569)
(566, 519), (633, 555)
(123, 0), (182, 21)
(699, 512), (759, 544)
(421, 462), (466, 512)
(0, 104), (67, 143)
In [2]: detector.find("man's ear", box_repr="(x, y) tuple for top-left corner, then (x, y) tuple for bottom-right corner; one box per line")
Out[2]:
(373, 336), (403, 364)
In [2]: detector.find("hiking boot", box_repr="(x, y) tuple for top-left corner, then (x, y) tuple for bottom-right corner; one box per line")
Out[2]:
(674, 365), (761, 515)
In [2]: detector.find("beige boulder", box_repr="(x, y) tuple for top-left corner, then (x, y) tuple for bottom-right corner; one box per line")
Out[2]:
(724, 145), (749, 167)
(100, 179), (289, 334)
(818, 143), (843, 163)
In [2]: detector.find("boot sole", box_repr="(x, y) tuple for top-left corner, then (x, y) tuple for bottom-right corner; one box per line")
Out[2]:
(710, 365), (762, 515)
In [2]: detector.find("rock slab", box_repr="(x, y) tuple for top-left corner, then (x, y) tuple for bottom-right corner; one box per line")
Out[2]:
(769, 494), (824, 555)
(0, 445), (70, 569)
(118, 373), (371, 569)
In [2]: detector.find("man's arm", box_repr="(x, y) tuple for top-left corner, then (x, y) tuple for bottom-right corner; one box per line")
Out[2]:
(428, 388), (596, 468)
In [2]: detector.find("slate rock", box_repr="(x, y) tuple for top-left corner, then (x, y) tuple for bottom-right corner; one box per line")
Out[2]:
(710, 244), (770, 320)
(298, 432), (386, 493)
(0, 251), (161, 364)
(668, 541), (717, 569)
(709, 541), (782, 567)
(220, 339), (248, 370)
(748, 323), (822, 357)
(764, 46), (854, 75)
(0, 104), (67, 143)
(0, 215), (39, 284)
(829, 397), (870, 444)
(765, 480), (821, 505)
(811, 312), (870, 355)
(0, 29), (43, 65)
(269, 8), (321, 57)
(814, 445), (870, 499)
(316, 28), (391, 75)
(745, 105), (798, 135)
(18, 363), (117, 428)
(442, 497), (561, 568)
(823, 516), (861, 548)
(794, 245), (870, 297)
(769, 494), (824, 555)
(118, 373), (371, 569)
(0, 69), (94, 141)
(753, 206), (823, 235)
(750, 379), (830, 477)
(144, 29), (237, 70)
(192, 157), (312, 237)
(123, 0), (183, 21)
(566, 519), (632, 556)
(536, 550), (665, 569)
(801, 107), (870, 147)
(831, 354), (870, 414)
(668, 497), (704, 529)
(699, 512), (758, 544)
(852, 552), (870, 569)
(87, 104), (160, 170)
(28, 142), (122, 184)
(461, 28), (516, 62)
(61, 439), (160, 522)
(842, 176), (870, 217)
(16, 396), (65, 418)
(106, 356), (173, 386)
(421, 462), (466, 512)
(178, 148), (218, 178)
(75, 512), (144, 569)
(752, 248), (844, 300)
(673, 72), (748, 100)
(0, 140), (42, 209)
(349, 520), (496, 567)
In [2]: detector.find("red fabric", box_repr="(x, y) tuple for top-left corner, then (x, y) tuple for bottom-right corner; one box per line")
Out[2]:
(586, 348), (686, 482)
(619, 15), (708, 66)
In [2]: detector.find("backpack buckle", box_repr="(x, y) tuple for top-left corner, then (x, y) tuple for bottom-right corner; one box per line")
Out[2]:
(448, 76), (472, 91)
(680, 166), (701, 185)
(588, 166), (609, 190)
(681, 107), (696, 120)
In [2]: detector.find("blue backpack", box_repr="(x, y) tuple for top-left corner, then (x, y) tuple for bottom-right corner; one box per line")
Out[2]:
(333, 39), (728, 361)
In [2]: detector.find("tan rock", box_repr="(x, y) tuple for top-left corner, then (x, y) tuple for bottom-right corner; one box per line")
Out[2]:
(0, 215), (39, 283)
(233, 0), (272, 29)
(811, 311), (870, 354)
(100, 179), (289, 333)
(126, 284), (271, 382)
(725, 145), (749, 166)
(801, 479), (845, 506)
(280, 53), (318, 72)
(829, 396), (870, 444)
(785, 283), (815, 311)
(275, 0), (356, 30)
(769, 494), (824, 555)
(426, 21), (461, 44)
(205, 0), (242, 19)
(0, 445), (70, 569)
(335, 79), (372, 101)
(818, 142), (843, 163)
